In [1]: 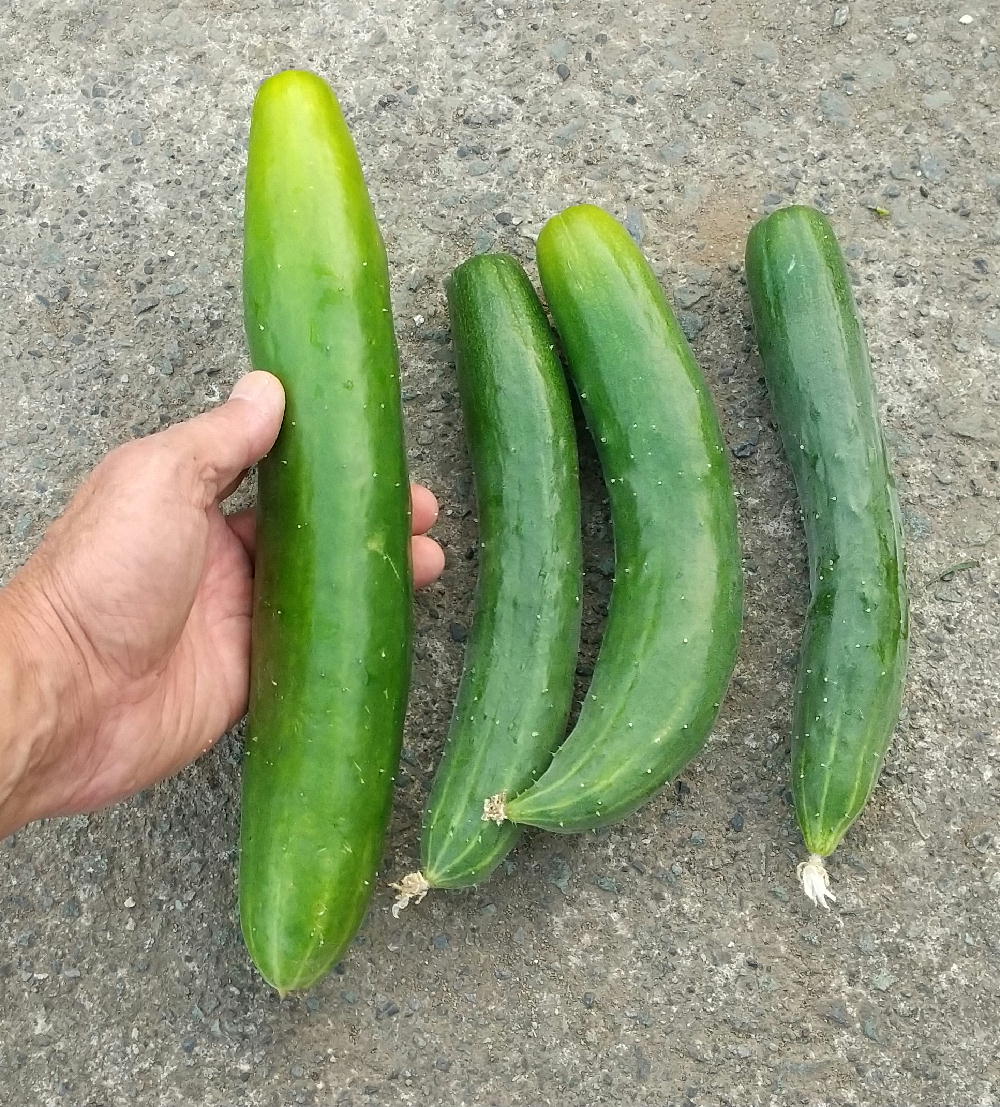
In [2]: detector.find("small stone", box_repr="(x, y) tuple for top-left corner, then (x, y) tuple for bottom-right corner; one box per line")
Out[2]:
(923, 91), (953, 110)
(448, 621), (468, 643)
(958, 13), (973, 24)
(819, 89), (852, 125)
(556, 63), (571, 81)
(133, 295), (159, 315)
(431, 934), (449, 950)
(548, 39), (570, 62)
(918, 150), (948, 181)
(676, 285), (708, 309)
(624, 205), (645, 245)
(594, 875), (619, 893)
(549, 857), (572, 894)
(729, 812), (746, 832)
(831, 5), (849, 29)
(824, 1003), (851, 1027)
(948, 412), (999, 446)
(678, 311), (704, 340)
(862, 1016), (882, 1042)
(752, 41), (778, 64)
(582, 992), (596, 1009)
(657, 141), (689, 166)
(495, 211), (513, 225)
(554, 119), (585, 145)
(732, 440), (758, 459)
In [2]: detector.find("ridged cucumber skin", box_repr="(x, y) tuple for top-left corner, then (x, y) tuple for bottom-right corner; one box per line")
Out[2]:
(239, 71), (412, 992)
(745, 205), (909, 858)
(421, 255), (582, 888)
(505, 205), (744, 833)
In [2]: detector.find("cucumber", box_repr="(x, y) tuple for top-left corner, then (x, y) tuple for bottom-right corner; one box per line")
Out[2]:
(391, 255), (581, 912)
(494, 205), (743, 833)
(239, 70), (412, 991)
(745, 205), (909, 908)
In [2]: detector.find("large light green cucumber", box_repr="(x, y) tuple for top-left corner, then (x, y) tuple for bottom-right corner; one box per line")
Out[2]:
(239, 70), (412, 991)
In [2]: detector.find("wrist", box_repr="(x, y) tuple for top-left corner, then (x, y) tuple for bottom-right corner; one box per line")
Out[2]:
(0, 575), (96, 835)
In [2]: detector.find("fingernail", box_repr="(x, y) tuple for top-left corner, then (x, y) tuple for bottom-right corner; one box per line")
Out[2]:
(230, 371), (280, 407)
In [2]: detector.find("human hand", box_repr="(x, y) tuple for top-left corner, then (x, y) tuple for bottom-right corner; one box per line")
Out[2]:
(0, 372), (444, 834)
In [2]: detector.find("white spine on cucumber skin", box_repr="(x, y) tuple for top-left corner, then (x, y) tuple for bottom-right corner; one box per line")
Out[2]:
(797, 853), (837, 909)
(389, 871), (430, 917)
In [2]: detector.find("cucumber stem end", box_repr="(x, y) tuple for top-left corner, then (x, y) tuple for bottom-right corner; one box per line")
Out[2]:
(482, 792), (509, 826)
(390, 871), (430, 917)
(797, 853), (836, 909)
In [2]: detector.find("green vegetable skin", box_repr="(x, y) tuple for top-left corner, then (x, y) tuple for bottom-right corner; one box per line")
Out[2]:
(239, 70), (412, 991)
(744, 205), (909, 908)
(391, 256), (582, 910)
(500, 205), (744, 833)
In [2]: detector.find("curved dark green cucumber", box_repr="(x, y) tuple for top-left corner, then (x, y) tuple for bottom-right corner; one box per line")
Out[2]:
(503, 205), (744, 833)
(239, 70), (412, 991)
(745, 205), (908, 890)
(399, 255), (581, 899)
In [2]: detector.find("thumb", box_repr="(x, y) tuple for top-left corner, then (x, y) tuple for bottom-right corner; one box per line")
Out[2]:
(161, 371), (286, 503)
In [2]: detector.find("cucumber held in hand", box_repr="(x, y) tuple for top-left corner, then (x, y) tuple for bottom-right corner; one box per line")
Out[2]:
(490, 205), (743, 833)
(745, 205), (909, 908)
(391, 254), (582, 912)
(239, 70), (412, 991)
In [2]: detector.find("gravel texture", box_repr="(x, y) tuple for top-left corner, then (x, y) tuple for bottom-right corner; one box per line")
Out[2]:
(1, 2), (998, 1105)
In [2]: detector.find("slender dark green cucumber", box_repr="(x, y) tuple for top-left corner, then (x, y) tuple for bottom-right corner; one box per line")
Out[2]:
(391, 255), (581, 911)
(498, 205), (743, 833)
(745, 205), (908, 907)
(239, 70), (412, 990)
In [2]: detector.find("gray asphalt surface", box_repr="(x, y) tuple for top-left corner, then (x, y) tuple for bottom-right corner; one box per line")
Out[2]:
(1, 3), (998, 1105)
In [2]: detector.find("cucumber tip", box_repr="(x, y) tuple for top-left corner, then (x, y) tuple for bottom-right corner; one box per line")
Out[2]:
(481, 792), (509, 826)
(390, 872), (431, 917)
(797, 853), (836, 909)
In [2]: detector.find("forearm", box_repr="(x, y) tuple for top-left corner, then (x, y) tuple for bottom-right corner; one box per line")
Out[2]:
(0, 576), (90, 836)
